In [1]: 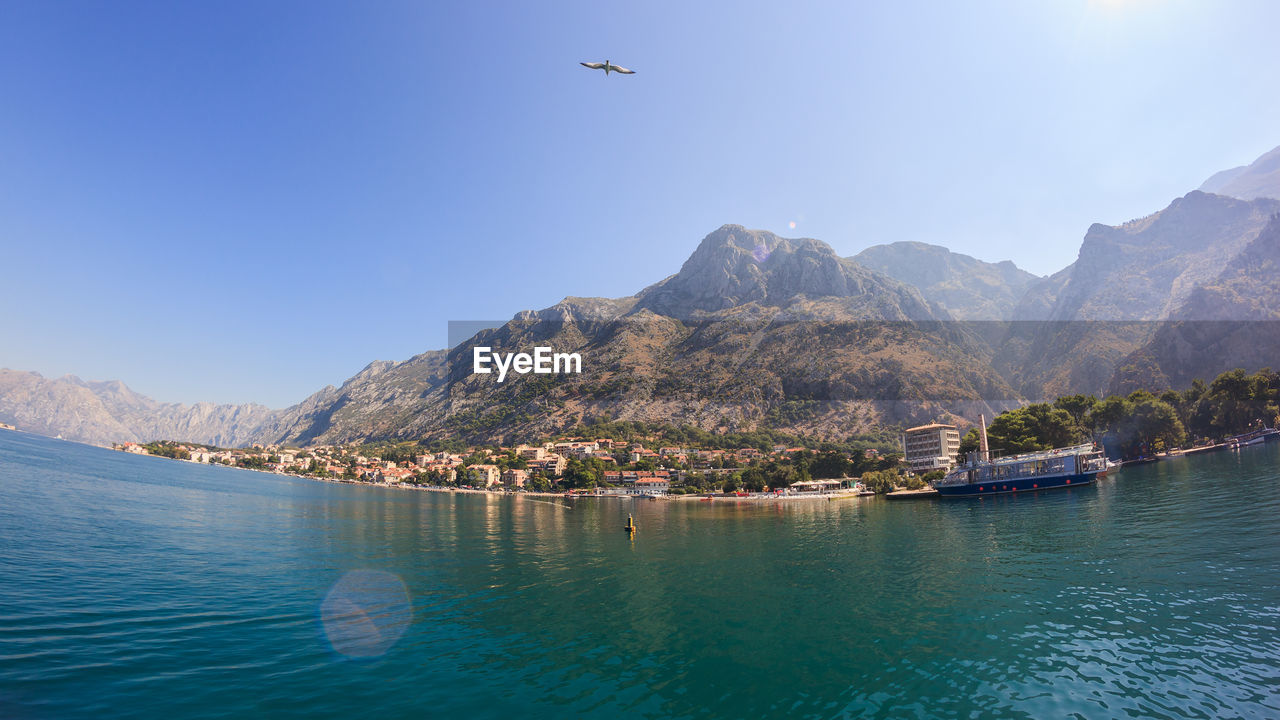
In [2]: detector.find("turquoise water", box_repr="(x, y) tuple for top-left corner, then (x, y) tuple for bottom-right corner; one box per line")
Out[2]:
(1, 431), (1278, 719)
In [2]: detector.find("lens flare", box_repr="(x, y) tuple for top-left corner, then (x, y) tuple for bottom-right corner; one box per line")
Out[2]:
(320, 570), (412, 659)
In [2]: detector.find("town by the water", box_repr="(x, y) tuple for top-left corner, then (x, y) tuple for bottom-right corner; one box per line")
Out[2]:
(108, 367), (1280, 500)
(114, 434), (895, 499)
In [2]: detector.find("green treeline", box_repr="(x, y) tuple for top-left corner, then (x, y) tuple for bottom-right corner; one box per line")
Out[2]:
(561, 419), (901, 455)
(142, 441), (190, 460)
(960, 368), (1280, 459)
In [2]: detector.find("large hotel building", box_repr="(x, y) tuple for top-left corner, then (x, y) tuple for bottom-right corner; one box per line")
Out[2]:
(902, 423), (962, 474)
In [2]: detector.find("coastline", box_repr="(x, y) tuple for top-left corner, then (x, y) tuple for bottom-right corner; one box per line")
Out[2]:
(108, 447), (880, 503)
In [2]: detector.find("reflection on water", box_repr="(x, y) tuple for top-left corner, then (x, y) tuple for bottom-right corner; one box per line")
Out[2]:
(0, 431), (1278, 719)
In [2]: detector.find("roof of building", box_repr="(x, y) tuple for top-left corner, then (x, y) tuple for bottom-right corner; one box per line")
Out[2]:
(905, 423), (958, 433)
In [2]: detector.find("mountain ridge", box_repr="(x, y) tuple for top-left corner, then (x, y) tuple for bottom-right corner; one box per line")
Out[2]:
(0, 369), (276, 447)
(8, 147), (1280, 447)
(1199, 145), (1280, 201)
(853, 241), (1039, 320)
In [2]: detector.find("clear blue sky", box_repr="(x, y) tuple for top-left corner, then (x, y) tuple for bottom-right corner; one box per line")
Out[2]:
(2, 0), (1278, 408)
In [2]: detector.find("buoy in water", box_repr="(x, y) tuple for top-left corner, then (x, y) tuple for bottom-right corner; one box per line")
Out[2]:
(624, 514), (636, 533)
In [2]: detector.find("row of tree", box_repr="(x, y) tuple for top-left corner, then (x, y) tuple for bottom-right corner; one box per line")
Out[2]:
(400, 447), (909, 495)
(959, 368), (1280, 459)
(563, 418), (900, 456)
(142, 441), (190, 460)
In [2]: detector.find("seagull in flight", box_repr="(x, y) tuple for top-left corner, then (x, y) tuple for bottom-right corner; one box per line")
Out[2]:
(580, 60), (635, 76)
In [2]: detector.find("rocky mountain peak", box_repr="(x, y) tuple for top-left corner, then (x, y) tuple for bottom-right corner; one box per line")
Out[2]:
(635, 225), (931, 319)
(1053, 191), (1280, 321)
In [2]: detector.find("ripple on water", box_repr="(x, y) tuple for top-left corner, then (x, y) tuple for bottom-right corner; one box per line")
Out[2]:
(1, 433), (1279, 719)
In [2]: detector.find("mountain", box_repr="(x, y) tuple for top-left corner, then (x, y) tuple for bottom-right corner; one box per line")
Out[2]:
(252, 226), (1019, 446)
(0, 370), (277, 447)
(13, 146), (1280, 449)
(246, 353), (450, 447)
(1006, 266), (1072, 322)
(852, 241), (1039, 320)
(1044, 191), (1280, 322)
(1109, 212), (1280, 393)
(991, 191), (1280, 399)
(636, 226), (940, 320)
(1199, 145), (1280, 201)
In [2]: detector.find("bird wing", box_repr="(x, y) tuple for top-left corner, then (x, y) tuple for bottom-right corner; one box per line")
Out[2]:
(580, 62), (606, 70)
(611, 65), (636, 74)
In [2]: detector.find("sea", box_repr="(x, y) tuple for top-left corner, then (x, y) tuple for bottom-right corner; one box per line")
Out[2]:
(1, 430), (1277, 719)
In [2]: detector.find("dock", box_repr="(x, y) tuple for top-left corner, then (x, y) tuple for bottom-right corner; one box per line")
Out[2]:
(1181, 443), (1228, 455)
(1158, 443), (1228, 458)
(885, 487), (939, 500)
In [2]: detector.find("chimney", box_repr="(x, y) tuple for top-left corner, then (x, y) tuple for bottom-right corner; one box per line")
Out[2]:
(978, 414), (990, 461)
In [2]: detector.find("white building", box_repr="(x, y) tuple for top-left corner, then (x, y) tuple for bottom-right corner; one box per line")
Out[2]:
(470, 464), (501, 488)
(633, 477), (670, 495)
(516, 445), (548, 461)
(902, 424), (962, 473)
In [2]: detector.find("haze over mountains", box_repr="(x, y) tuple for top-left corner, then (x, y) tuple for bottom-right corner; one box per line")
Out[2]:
(5, 145), (1280, 447)
(0, 370), (273, 447)
(853, 242), (1038, 321)
(1199, 145), (1280, 201)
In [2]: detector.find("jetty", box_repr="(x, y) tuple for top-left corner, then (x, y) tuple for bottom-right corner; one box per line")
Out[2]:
(886, 487), (938, 500)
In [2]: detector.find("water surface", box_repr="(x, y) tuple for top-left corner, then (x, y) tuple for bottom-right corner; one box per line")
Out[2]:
(1, 431), (1277, 718)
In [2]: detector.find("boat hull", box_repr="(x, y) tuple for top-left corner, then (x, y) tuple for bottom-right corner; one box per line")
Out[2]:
(933, 471), (1100, 498)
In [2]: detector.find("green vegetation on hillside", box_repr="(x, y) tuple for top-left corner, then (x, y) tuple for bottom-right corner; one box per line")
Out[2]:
(142, 441), (190, 460)
(560, 419), (901, 455)
(960, 368), (1280, 459)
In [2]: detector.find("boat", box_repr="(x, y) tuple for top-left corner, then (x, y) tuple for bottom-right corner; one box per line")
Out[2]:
(930, 415), (1107, 498)
(933, 444), (1107, 497)
(1227, 427), (1279, 450)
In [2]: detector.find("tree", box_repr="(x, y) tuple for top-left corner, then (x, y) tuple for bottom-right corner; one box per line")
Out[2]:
(861, 469), (900, 495)
(740, 466), (768, 492)
(561, 459), (600, 489)
(1209, 369), (1254, 434)
(1054, 394), (1098, 436)
(1131, 396), (1186, 452)
(1089, 395), (1132, 438)
(984, 404), (1078, 454)
(789, 451), (813, 483)
(455, 465), (475, 486)
(811, 451), (849, 480)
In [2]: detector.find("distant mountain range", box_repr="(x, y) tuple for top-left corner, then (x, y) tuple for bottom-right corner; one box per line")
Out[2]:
(0, 370), (273, 447)
(5, 144), (1280, 447)
(853, 242), (1038, 321)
